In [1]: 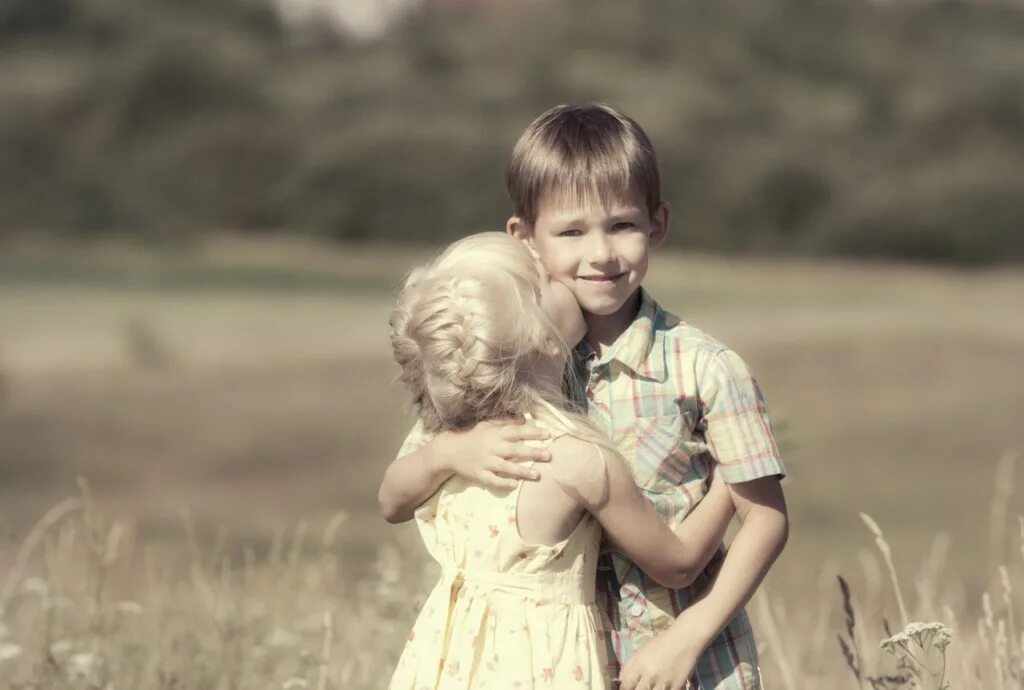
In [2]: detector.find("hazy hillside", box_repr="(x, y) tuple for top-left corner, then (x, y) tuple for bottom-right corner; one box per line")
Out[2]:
(2, 0), (1023, 263)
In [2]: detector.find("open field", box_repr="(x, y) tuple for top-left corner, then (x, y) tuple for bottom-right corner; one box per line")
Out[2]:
(0, 237), (1022, 687)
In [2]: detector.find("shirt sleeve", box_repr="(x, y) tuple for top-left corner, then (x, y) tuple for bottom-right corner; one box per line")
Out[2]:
(696, 348), (786, 483)
(395, 418), (433, 460)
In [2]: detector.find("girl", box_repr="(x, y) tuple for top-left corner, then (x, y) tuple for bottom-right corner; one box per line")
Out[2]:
(387, 232), (735, 689)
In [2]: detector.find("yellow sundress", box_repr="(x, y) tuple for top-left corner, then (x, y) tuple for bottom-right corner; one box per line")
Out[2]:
(387, 424), (609, 689)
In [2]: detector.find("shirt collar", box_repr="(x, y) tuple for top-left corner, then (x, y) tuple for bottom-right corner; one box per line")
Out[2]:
(576, 288), (668, 382)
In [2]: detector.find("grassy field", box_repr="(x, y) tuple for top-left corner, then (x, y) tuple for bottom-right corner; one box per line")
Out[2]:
(0, 236), (1021, 687)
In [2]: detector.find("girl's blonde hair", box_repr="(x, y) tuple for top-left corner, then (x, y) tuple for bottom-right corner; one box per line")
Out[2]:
(390, 232), (612, 449)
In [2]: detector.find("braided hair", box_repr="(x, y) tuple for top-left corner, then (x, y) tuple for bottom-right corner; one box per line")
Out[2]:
(389, 232), (613, 453)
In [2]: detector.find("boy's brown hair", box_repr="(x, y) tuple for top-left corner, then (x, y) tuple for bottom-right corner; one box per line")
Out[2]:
(506, 103), (662, 223)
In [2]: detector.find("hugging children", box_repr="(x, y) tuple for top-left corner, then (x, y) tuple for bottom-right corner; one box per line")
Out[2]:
(380, 104), (788, 690)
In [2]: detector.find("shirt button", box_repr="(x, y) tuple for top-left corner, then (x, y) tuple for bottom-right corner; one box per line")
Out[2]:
(630, 604), (644, 616)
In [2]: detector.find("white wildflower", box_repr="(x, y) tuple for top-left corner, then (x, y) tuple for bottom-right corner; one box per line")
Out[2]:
(931, 626), (954, 652)
(880, 630), (909, 652)
(283, 679), (309, 690)
(22, 578), (49, 597)
(880, 621), (955, 653)
(0, 643), (22, 663)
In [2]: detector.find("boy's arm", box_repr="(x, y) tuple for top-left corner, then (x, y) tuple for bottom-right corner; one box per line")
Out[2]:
(619, 347), (787, 690)
(377, 419), (552, 523)
(618, 477), (787, 690)
(671, 476), (788, 642)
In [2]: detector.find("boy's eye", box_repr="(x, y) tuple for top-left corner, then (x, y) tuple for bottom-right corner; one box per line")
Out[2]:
(558, 229), (583, 237)
(612, 222), (635, 231)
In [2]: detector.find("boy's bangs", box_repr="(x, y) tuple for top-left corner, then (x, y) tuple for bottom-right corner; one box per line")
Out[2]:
(537, 172), (641, 219)
(526, 145), (655, 220)
(507, 103), (662, 223)
(514, 136), (659, 222)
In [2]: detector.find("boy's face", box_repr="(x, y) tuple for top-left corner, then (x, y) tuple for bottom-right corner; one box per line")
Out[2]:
(508, 189), (670, 319)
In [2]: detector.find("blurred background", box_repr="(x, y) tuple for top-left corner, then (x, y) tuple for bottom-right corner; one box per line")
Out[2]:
(1, 0), (1023, 685)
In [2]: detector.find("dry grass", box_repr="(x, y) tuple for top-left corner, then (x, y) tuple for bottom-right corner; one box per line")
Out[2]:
(0, 482), (1019, 688)
(0, 237), (1022, 687)
(0, 481), (435, 689)
(754, 499), (1023, 689)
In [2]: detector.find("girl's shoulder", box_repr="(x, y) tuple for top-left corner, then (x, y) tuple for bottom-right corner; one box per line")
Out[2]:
(544, 435), (612, 510)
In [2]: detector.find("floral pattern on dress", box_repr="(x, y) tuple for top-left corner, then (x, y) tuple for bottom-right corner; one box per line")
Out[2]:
(388, 428), (610, 690)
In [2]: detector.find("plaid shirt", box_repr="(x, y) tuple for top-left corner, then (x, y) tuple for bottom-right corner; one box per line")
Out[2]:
(393, 288), (784, 689)
(571, 288), (784, 689)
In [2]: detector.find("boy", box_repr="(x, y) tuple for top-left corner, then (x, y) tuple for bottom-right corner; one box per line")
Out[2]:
(378, 103), (788, 689)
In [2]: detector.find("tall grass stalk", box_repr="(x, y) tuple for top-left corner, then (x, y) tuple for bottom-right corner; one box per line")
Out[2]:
(756, 592), (799, 690)
(990, 453), (1017, 569)
(0, 497), (83, 617)
(860, 512), (910, 628)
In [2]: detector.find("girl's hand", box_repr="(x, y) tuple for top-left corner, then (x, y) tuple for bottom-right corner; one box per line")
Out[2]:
(441, 419), (551, 490)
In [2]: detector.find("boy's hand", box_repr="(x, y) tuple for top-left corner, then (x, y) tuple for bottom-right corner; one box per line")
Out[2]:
(441, 419), (552, 490)
(617, 628), (700, 690)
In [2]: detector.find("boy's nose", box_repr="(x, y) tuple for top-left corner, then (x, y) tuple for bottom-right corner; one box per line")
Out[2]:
(586, 233), (615, 265)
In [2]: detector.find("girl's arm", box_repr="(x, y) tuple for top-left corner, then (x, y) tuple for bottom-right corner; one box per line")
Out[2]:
(667, 466), (735, 560)
(548, 436), (734, 588)
(378, 439), (457, 524)
(378, 420), (552, 523)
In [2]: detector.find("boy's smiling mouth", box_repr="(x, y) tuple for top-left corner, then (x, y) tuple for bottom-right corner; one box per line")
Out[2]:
(578, 272), (626, 284)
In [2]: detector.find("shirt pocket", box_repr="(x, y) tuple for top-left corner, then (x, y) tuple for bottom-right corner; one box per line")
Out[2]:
(631, 414), (703, 494)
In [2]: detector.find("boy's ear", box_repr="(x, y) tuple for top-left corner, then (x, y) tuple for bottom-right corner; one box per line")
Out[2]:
(506, 215), (528, 239)
(506, 215), (539, 255)
(649, 201), (671, 249)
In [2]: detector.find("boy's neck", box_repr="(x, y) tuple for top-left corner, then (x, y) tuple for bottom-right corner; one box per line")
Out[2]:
(583, 288), (642, 359)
